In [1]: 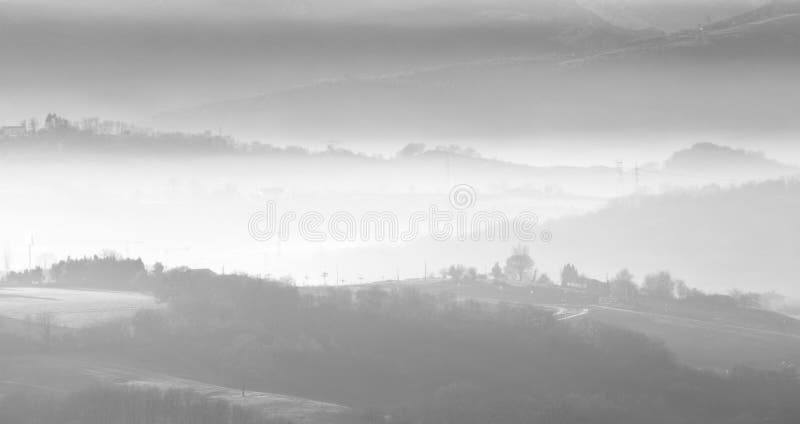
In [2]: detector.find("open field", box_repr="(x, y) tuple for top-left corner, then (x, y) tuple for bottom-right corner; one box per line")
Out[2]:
(0, 354), (356, 424)
(0, 287), (160, 328)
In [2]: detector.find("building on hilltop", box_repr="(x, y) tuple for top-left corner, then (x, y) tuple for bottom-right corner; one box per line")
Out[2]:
(1, 125), (27, 138)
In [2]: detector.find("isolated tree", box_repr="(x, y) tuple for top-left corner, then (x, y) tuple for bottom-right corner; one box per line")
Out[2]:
(224, 334), (271, 397)
(44, 113), (72, 132)
(27, 118), (38, 134)
(505, 245), (534, 283)
(152, 262), (165, 274)
(560, 263), (579, 287)
(448, 264), (466, 281)
(465, 267), (478, 282)
(642, 271), (676, 300)
(491, 262), (504, 282)
(730, 290), (762, 309)
(675, 279), (690, 300)
(2, 250), (10, 276)
(610, 269), (638, 300)
(536, 273), (554, 286)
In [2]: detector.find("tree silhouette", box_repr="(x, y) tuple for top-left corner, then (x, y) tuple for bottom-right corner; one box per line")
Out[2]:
(505, 245), (534, 283)
(560, 263), (579, 287)
(224, 334), (271, 397)
(490, 262), (504, 282)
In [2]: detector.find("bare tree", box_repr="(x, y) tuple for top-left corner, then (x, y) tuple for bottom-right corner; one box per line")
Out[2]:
(505, 245), (534, 283)
(491, 262), (504, 282)
(224, 335), (271, 397)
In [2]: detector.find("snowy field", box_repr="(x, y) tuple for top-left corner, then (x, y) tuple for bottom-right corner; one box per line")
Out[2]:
(0, 287), (160, 328)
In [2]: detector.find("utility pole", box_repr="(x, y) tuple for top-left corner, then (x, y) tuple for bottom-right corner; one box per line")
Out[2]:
(445, 153), (452, 188)
(2, 247), (11, 276)
(424, 261), (428, 281)
(633, 163), (641, 209)
(27, 236), (34, 270)
(615, 160), (624, 196)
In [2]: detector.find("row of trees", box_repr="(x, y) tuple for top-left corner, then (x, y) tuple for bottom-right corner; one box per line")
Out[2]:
(2, 113), (238, 154)
(1, 254), (148, 289)
(3, 113), (367, 158)
(438, 245), (767, 312)
(13, 114), (160, 137)
(444, 245), (552, 285)
(0, 247), (771, 314)
(606, 268), (764, 309)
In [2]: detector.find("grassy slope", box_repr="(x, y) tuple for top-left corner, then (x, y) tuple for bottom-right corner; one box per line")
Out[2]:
(386, 280), (800, 370)
(0, 353), (356, 424)
(589, 305), (800, 370)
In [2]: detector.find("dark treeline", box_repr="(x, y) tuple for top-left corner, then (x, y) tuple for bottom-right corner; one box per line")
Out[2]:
(16, 263), (798, 424)
(1, 114), (491, 161)
(0, 113), (368, 157)
(0, 385), (285, 424)
(1, 255), (148, 289)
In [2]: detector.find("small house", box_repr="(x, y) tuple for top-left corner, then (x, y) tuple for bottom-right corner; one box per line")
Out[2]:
(1, 125), (27, 138)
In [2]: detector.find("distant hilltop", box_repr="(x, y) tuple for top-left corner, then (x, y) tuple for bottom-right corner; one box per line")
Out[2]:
(664, 142), (795, 177)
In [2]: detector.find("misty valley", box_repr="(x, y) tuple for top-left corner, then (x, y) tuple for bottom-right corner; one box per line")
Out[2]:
(2, 1), (800, 423)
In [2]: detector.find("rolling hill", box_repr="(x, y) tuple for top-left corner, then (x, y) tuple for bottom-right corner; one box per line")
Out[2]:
(382, 279), (800, 371)
(577, 0), (771, 32)
(540, 178), (800, 296)
(0, 0), (646, 124)
(663, 142), (796, 181)
(155, 1), (800, 145)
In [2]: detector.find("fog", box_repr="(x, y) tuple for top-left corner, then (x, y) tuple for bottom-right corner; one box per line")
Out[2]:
(2, 1), (800, 423)
(1, 137), (797, 296)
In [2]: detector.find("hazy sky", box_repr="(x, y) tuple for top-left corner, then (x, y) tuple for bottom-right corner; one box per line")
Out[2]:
(3, 0), (798, 167)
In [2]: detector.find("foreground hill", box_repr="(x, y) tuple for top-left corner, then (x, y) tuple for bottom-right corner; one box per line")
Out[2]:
(3, 267), (800, 423)
(384, 279), (800, 370)
(1, 354), (356, 424)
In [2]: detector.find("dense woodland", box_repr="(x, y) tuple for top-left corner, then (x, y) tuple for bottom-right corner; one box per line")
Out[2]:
(2, 258), (800, 423)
